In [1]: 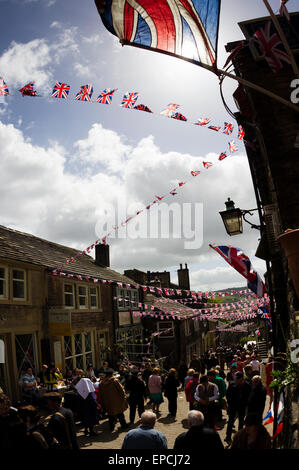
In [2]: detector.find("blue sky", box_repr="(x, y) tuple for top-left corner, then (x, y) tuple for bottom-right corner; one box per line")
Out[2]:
(0, 0), (294, 290)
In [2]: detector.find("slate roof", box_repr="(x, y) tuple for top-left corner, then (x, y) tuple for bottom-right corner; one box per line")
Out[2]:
(144, 294), (197, 318)
(0, 225), (134, 284)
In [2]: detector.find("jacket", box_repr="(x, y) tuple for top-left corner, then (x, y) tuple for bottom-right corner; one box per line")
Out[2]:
(231, 426), (272, 449)
(174, 425), (224, 450)
(97, 376), (128, 415)
(164, 375), (180, 399)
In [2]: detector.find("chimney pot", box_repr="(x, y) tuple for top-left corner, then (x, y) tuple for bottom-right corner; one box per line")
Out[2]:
(95, 244), (110, 267)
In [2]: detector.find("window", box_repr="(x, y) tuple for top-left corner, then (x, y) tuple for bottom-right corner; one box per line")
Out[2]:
(0, 267), (8, 299)
(12, 269), (26, 300)
(64, 332), (94, 371)
(157, 321), (174, 338)
(117, 288), (125, 309)
(185, 320), (191, 336)
(78, 285), (87, 309)
(89, 287), (98, 309)
(130, 289), (138, 309)
(64, 283), (74, 308)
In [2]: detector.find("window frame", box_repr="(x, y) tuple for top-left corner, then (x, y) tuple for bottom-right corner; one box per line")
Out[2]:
(0, 265), (8, 300)
(89, 286), (98, 309)
(157, 321), (174, 338)
(12, 268), (26, 301)
(77, 284), (88, 310)
(64, 282), (75, 309)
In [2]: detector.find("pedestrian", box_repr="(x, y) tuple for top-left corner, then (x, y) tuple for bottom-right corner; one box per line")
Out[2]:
(0, 393), (19, 450)
(184, 372), (199, 410)
(16, 405), (54, 449)
(250, 354), (260, 375)
(247, 376), (267, 420)
(148, 368), (164, 414)
(97, 368), (129, 431)
(194, 375), (219, 429)
(126, 370), (146, 424)
(121, 411), (168, 449)
(142, 362), (153, 403)
(183, 369), (195, 390)
(265, 355), (274, 405)
(230, 413), (272, 449)
(207, 370), (226, 423)
(86, 363), (96, 380)
(163, 368), (180, 418)
(75, 378), (98, 436)
(226, 365), (237, 385)
(244, 364), (254, 382)
(225, 371), (251, 445)
(188, 354), (202, 373)
(177, 361), (188, 389)
(43, 392), (79, 450)
(174, 410), (224, 450)
(44, 363), (58, 391)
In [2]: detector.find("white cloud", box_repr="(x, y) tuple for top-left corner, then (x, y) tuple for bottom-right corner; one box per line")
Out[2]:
(0, 119), (265, 289)
(73, 63), (92, 78)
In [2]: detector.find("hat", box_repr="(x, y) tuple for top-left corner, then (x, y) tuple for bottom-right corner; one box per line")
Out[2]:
(43, 392), (62, 402)
(105, 368), (114, 376)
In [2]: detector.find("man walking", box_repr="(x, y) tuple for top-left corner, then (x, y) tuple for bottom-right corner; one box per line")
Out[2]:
(121, 411), (168, 449)
(97, 368), (129, 431)
(194, 375), (219, 429)
(174, 410), (224, 450)
(225, 371), (251, 445)
(44, 392), (79, 450)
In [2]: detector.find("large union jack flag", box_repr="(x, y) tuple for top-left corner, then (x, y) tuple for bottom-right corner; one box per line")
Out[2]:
(95, 0), (221, 67)
(19, 82), (38, 96)
(96, 88), (118, 104)
(75, 84), (93, 102)
(121, 91), (139, 108)
(210, 244), (267, 297)
(222, 122), (234, 135)
(51, 82), (70, 99)
(253, 20), (291, 73)
(0, 77), (9, 96)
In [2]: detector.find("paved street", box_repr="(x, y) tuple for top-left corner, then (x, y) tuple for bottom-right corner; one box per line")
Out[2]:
(77, 390), (230, 450)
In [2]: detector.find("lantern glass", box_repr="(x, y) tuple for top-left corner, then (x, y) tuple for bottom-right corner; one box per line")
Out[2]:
(219, 208), (243, 236)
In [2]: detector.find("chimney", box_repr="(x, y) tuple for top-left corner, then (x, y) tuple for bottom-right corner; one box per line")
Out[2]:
(95, 244), (110, 267)
(177, 263), (190, 290)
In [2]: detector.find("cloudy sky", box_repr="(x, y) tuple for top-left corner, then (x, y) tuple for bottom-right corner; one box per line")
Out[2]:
(0, 0), (293, 291)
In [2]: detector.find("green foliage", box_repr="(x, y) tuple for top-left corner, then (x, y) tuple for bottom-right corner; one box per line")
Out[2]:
(270, 356), (298, 393)
(239, 335), (255, 346)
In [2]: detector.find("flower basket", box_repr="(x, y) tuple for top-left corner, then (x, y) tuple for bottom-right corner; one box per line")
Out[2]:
(277, 229), (299, 298)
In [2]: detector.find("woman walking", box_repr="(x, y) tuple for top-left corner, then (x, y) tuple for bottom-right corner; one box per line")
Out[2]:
(148, 368), (164, 414)
(164, 369), (180, 418)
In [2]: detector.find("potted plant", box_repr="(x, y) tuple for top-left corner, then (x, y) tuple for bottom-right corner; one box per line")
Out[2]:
(277, 228), (299, 298)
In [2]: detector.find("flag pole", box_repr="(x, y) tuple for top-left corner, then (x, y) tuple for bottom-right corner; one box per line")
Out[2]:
(121, 41), (299, 114)
(262, 0), (299, 78)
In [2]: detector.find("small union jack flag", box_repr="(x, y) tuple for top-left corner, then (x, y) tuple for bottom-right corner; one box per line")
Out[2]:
(19, 82), (38, 96)
(172, 112), (187, 121)
(194, 117), (211, 126)
(223, 122), (234, 135)
(178, 182), (185, 187)
(170, 189), (177, 196)
(229, 140), (238, 153)
(208, 125), (221, 132)
(75, 84), (93, 102)
(155, 195), (164, 201)
(238, 125), (245, 140)
(218, 152), (227, 161)
(191, 170), (200, 176)
(160, 103), (180, 118)
(253, 21), (291, 73)
(120, 92), (139, 108)
(96, 88), (117, 104)
(203, 161), (213, 169)
(51, 82), (70, 99)
(0, 77), (9, 96)
(134, 104), (153, 113)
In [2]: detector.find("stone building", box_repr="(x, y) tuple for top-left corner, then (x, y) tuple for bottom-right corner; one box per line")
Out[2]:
(225, 12), (299, 447)
(0, 225), (135, 400)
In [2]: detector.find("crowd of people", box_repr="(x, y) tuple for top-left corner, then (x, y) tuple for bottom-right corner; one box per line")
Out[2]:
(0, 344), (275, 450)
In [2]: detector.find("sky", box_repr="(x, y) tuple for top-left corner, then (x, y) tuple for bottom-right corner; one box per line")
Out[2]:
(0, 0), (295, 291)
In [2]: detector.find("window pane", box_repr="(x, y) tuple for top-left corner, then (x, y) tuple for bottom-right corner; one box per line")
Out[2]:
(75, 334), (82, 355)
(65, 293), (73, 307)
(64, 284), (73, 293)
(75, 355), (83, 370)
(13, 270), (24, 280)
(90, 295), (97, 307)
(79, 296), (86, 306)
(64, 336), (72, 358)
(0, 280), (4, 297)
(85, 332), (91, 352)
(0, 268), (5, 279)
(13, 280), (25, 299)
(90, 287), (96, 295)
(78, 286), (86, 296)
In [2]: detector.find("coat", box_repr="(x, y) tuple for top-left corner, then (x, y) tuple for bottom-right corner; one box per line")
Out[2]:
(164, 375), (180, 399)
(97, 376), (128, 416)
(230, 426), (272, 449)
(174, 425), (224, 450)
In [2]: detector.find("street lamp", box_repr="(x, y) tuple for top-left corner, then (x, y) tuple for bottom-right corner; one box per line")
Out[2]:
(219, 198), (260, 236)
